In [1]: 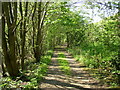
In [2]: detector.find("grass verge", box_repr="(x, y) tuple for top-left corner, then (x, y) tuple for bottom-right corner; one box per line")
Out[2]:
(67, 47), (120, 88)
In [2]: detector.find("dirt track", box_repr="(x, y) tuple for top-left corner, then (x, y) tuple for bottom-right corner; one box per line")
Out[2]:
(40, 46), (110, 90)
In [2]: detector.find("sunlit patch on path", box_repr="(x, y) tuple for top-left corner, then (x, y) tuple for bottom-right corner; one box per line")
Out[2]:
(40, 46), (110, 89)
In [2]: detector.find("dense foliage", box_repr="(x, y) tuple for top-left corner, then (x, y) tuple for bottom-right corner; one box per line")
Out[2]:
(1, 1), (120, 88)
(68, 14), (120, 86)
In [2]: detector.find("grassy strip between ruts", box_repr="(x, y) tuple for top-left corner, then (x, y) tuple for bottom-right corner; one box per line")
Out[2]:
(57, 53), (71, 75)
(0, 50), (53, 88)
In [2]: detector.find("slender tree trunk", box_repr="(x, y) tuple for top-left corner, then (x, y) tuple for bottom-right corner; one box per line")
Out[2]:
(32, 2), (37, 56)
(21, 2), (28, 70)
(66, 32), (70, 48)
(35, 2), (48, 62)
(19, 2), (23, 60)
(35, 2), (42, 62)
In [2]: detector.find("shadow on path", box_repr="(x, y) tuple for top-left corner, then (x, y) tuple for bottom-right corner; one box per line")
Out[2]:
(42, 79), (92, 90)
(40, 46), (120, 90)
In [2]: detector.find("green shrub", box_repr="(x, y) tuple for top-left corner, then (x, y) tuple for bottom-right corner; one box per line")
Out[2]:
(0, 50), (53, 88)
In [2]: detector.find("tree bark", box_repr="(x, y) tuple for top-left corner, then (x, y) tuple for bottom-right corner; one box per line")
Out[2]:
(2, 2), (19, 77)
(32, 2), (37, 56)
(35, 2), (48, 62)
(2, 63), (7, 77)
(35, 2), (42, 62)
(21, 2), (28, 70)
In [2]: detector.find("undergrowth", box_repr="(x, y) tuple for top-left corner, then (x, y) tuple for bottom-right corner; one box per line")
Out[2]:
(67, 47), (120, 87)
(0, 50), (53, 89)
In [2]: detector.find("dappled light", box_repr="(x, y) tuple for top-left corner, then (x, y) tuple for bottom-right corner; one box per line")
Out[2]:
(40, 46), (111, 89)
(1, 0), (120, 89)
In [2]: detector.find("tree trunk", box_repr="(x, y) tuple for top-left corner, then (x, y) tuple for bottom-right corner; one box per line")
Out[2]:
(21, 2), (28, 70)
(34, 2), (42, 62)
(2, 2), (19, 77)
(66, 32), (70, 48)
(2, 63), (7, 77)
(32, 2), (37, 57)
(35, 2), (48, 62)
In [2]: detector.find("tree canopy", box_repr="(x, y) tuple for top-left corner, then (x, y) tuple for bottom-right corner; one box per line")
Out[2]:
(0, 0), (120, 89)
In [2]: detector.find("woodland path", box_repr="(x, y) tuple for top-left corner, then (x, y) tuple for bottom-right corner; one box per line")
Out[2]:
(40, 46), (110, 90)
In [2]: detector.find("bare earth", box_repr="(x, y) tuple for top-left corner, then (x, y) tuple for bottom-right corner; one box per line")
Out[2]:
(39, 46), (112, 90)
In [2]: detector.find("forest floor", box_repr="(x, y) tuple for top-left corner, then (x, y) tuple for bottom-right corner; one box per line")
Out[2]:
(39, 46), (113, 90)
